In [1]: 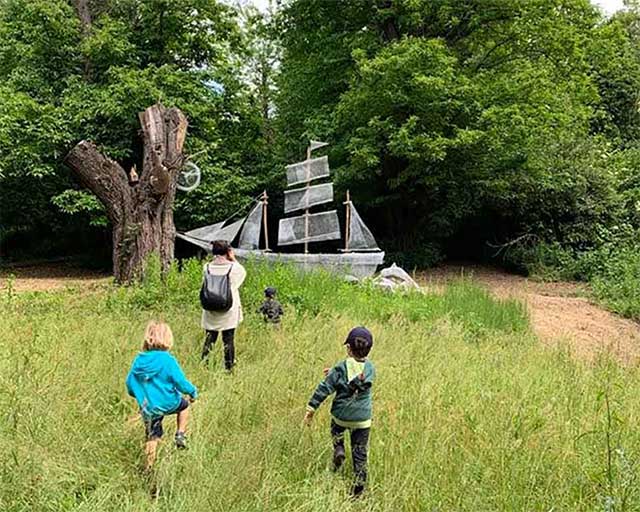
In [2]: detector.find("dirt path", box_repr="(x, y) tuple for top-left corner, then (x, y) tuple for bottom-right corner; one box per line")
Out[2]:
(421, 264), (640, 364)
(0, 264), (110, 292)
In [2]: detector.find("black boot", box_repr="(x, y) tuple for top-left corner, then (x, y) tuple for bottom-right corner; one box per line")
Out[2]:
(351, 484), (365, 498)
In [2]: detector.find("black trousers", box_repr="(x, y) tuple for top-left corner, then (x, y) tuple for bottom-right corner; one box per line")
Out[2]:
(202, 329), (235, 370)
(331, 419), (370, 489)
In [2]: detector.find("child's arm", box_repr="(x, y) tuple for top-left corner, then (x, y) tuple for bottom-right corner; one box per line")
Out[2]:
(304, 367), (339, 424)
(125, 371), (137, 398)
(126, 368), (146, 406)
(168, 356), (198, 400)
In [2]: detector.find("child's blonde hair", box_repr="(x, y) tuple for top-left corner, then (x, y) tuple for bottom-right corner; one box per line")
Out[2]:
(143, 321), (174, 351)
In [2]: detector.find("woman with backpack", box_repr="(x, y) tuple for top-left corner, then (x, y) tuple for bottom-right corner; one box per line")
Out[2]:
(200, 240), (247, 371)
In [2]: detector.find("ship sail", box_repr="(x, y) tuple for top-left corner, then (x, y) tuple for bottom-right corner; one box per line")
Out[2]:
(176, 218), (244, 250)
(278, 210), (341, 246)
(213, 218), (245, 242)
(238, 201), (263, 250)
(286, 156), (330, 186)
(284, 183), (333, 213)
(182, 221), (224, 241)
(348, 203), (380, 251)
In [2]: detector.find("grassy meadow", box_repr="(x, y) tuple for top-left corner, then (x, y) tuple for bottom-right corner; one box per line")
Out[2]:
(0, 260), (639, 511)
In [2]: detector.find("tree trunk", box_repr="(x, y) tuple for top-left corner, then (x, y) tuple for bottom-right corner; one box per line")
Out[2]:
(73, 0), (93, 78)
(64, 104), (188, 283)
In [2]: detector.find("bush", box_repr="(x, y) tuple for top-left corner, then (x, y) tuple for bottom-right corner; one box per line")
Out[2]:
(591, 246), (640, 319)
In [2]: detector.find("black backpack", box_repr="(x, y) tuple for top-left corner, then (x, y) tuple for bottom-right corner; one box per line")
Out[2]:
(200, 264), (233, 312)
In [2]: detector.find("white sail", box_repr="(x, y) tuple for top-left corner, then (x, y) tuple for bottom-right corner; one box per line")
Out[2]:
(215, 218), (245, 243)
(182, 221), (225, 242)
(179, 218), (244, 245)
(286, 156), (330, 187)
(238, 202), (263, 250)
(278, 210), (341, 246)
(348, 203), (379, 251)
(284, 183), (334, 214)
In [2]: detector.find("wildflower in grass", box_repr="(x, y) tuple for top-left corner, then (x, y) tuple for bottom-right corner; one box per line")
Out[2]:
(304, 326), (375, 498)
(126, 321), (198, 469)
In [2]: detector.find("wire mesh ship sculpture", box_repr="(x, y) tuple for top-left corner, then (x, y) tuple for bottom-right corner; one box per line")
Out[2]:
(176, 141), (385, 278)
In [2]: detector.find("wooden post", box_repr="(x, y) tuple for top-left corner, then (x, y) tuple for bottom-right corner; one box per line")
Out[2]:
(344, 189), (351, 252)
(304, 145), (311, 254)
(262, 190), (270, 251)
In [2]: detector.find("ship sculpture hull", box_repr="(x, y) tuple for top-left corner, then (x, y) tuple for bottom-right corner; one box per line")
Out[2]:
(176, 233), (385, 279)
(234, 248), (385, 279)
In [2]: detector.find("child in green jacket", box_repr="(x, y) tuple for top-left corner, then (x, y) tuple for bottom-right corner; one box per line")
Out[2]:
(304, 326), (375, 497)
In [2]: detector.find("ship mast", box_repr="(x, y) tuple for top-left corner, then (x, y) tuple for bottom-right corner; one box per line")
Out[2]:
(344, 190), (351, 252)
(262, 190), (269, 251)
(304, 145), (311, 254)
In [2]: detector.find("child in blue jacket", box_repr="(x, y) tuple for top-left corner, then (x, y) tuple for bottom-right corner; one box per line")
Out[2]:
(126, 321), (198, 469)
(304, 326), (375, 497)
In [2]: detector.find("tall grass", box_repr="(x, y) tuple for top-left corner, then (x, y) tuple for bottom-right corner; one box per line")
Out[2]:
(0, 261), (638, 511)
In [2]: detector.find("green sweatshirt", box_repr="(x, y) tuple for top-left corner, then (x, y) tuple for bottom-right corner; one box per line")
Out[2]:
(307, 357), (375, 429)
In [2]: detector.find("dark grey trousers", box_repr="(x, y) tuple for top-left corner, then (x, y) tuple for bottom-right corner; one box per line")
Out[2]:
(202, 329), (235, 370)
(331, 419), (370, 488)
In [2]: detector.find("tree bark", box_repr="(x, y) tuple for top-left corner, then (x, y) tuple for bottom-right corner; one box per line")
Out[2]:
(73, 0), (93, 78)
(64, 104), (188, 283)
(377, 0), (400, 42)
(73, 0), (92, 35)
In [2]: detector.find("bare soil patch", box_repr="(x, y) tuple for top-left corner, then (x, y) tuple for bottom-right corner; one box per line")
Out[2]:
(0, 263), (110, 292)
(420, 264), (640, 364)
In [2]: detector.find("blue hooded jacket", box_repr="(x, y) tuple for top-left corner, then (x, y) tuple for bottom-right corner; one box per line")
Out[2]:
(126, 350), (198, 419)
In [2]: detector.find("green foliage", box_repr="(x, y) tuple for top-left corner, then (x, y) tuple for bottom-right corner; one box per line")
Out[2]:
(276, 0), (640, 264)
(0, 0), (277, 259)
(51, 189), (107, 226)
(2, 0), (640, 289)
(2, 266), (640, 510)
(591, 245), (640, 320)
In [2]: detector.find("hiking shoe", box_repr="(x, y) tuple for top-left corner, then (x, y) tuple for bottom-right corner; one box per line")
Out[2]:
(332, 445), (345, 471)
(175, 431), (187, 449)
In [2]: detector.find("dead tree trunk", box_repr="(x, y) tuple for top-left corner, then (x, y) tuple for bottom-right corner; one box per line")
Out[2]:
(65, 104), (188, 283)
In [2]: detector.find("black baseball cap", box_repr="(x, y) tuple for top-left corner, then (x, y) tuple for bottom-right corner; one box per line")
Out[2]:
(264, 287), (277, 297)
(344, 326), (373, 351)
